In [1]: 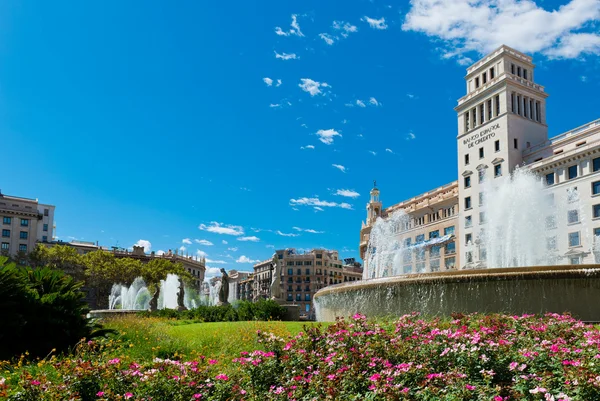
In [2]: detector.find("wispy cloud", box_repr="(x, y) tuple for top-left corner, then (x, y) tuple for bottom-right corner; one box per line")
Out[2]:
(319, 33), (335, 45)
(335, 189), (360, 198)
(196, 250), (208, 258)
(293, 226), (325, 234)
(369, 97), (380, 106)
(316, 129), (341, 145)
(314, 206), (324, 212)
(198, 222), (244, 236)
(237, 236), (260, 242)
(195, 239), (214, 246)
(182, 238), (192, 245)
(266, 244), (275, 249)
(222, 240), (228, 245)
(263, 77), (273, 86)
(236, 255), (259, 263)
(275, 51), (298, 60)
(179, 246), (187, 252)
(332, 164), (346, 173)
(275, 14), (304, 37)
(300, 145), (315, 150)
(368, 150), (377, 156)
(406, 132), (416, 140)
(407, 93), (416, 99)
(402, 0), (600, 61)
(362, 16), (388, 30)
(333, 21), (358, 37)
(290, 197), (353, 210)
(227, 247), (238, 252)
(269, 103), (281, 108)
(385, 148), (394, 154)
(356, 99), (366, 108)
(299, 78), (331, 96)
(206, 258), (227, 264)
(581, 75), (588, 82)
(276, 230), (300, 237)
(276, 79), (282, 87)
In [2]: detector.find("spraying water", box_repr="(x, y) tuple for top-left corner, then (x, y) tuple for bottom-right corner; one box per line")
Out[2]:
(108, 274), (199, 310)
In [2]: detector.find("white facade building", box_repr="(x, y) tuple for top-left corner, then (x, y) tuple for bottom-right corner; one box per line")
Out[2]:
(361, 45), (600, 270)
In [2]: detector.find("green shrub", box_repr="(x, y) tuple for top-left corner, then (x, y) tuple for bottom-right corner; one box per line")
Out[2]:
(138, 300), (286, 322)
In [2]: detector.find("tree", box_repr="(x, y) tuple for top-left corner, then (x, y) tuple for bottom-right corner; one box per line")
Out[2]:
(28, 244), (86, 281)
(141, 259), (193, 311)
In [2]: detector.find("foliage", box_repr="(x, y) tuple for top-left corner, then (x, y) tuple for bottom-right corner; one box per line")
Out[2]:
(140, 300), (286, 322)
(4, 313), (600, 400)
(0, 256), (112, 360)
(27, 244), (86, 281)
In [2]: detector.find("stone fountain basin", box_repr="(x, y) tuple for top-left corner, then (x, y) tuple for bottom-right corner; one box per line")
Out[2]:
(88, 309), (142, 319)
(314, 265), (600, 322)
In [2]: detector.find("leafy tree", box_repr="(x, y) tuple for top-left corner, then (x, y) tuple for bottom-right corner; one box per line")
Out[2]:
(141, 259), (193, 311)
(28, 244), (86, 281)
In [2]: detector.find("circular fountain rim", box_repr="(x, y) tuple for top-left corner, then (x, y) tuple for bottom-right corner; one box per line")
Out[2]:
(314, 264), (600, 299)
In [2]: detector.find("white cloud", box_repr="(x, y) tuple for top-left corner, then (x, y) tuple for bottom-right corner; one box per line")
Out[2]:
(204, 267), (222, 278)
(156, 250), (165, 256)
(276, 230), (300, 237)
(198, 222), (244, 236)
(133, 239), (152, 252)
(304, 229), (325, 234)
(332, 164), (347, 173)
(275, 14), (304, 37)
(300, 145), (315, 150)
(196, 250), (208, 258)
(581, 75), (588, 82)
(275, 51), (298, 60)
(292, 227), (302, 231)
(316, 128), (342, 145)
(386, 148), (394, 154)
(236, 255), (259, 263)
(333, 21), (358, 37)
(266, 244), (275, 249)
(319, 33), (335, 45)
(406, 132), (416, 140)
(335, 189), (360, 198)
(179, 246), (187, 252)
(182, 238), (192, 245)
(369, 97), (380, 106)
(368, 150), (377, 156)
(269, 103), (281, 108)
(263, 77), (273, 86)
(227, 247), (238, 252)
(206, 258), (227, 264)
(356, 99), (366, 108)
(402, 0), (600, 61)
(314, 207), (324, 212)
(289, 197), (353, 210)
(362, 16), (388, 30)
(407, 93), (416, 99)
(222, 240), (228, 245)
(276, 79), (282, 87)
(238, 236), (260, 242)
(299, 78), (331, 96)
(195, 239), (214, 246)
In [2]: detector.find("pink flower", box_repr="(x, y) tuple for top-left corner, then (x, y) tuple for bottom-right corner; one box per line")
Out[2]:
(30, 380), (41, 386)
(240, 389), (247, 395)
(327, 374), (336, 380)
(465, 384), (476, 390)
(193, 395), (202, 399)
(108, 358), (120, 365)
(369, 373), (381, 381)
(215, 374), (229, 381)
(124, 393), (133, 399)
(96, 391), (105, 397)
(208, 359), (218, 365)
(494, 397), (503, 401)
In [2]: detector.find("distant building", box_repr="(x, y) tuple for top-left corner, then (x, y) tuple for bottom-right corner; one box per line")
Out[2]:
(238, 275), (254, 301)
(273, 248), (363, 320)
(252, 258), (274, 301)
(0, 191), (55, 256)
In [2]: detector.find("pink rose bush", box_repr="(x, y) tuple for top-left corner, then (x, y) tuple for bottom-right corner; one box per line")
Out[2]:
(4, 313), (600, 400)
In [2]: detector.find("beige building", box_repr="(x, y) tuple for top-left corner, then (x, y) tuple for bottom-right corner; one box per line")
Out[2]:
(264, 248), (363, 319)
(1, 191), (55, 256)
(360, 44), (600, 271)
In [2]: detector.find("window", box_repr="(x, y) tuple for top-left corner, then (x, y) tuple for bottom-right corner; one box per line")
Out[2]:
(430, 259), (440, 272)
(511, 64), (515, 74)
(517, 66), (521, 77)
(568, 165), (578, 180)
(446, 241), (456, 254)
(475, 77), (480, 88)
(416, 234), (425, 243)
(465, 215), (472, 228)
(287, 268), (293, 275)
(403, 265), (412, 274)
(535, 102), (540, 122)
(511, 93), (516, 113)
(305, 294), (310, 301)
(445, 257), (456, 269)
(1, 243), (8, 251)
(464, 176), (471, 188)
(495, 95), (500, 116)
(568, 210), (580, 224)
(490, 67), (495, 79)
(416, 262), (425, 273)
(516, 95), (521, 115)
(465, 154), (470, 165)
(316, 253), (322, 259)
(19, 231), (28, 239)
(480, 247), (487, 261)
(297, 268), (302, 275)
(19, 244), (27, 252)
(514, 138), (518, 149)
(479, 104), (484, 125)
(404, 238), (412, 247)
(465, 197), (472, 210)
(594, 181), (600, 195)
(472, 108), (477, 127)
(570, 257), (581, 265)
(466, 233), (472, 245)
(466, 251), (473, 263)
(482, 72), (487, 84)
(595, 227), (600, 237)
(316, 261), (322, 266)
(465, 113), (470, 131)
(278, 253), (283, 259)
(569, 232), (581, 247)
(487, 99), (492, 120)
(594, 205), (600, 219)
(478, 169), (485, 183)
(296, 294), (301, 301)
(20, 219), (29, 227)
(479, 147), (484, 159)
(444, 226), (455, 236)
(1, 229), (9, 237)
(480, 212), (486, 224)
(494, 140), (500, 152)
(43, 223), (48, 232)
(287, 294), (293, 301)
(479, 192), (484, 206)
(523, 69), (528, 80)
(545, 216), (557, 229)
(305, 268), (311, 275)
(567, 187), (579, 203)
(2, 217), (10, 225)
(44, 208), (49, 216)
(546, 173), (555, 186)
(429, 230), (439, 239)
(593, 158), (600, 172)
(494, 164), (502, 177)
(546, 237), (557, 250)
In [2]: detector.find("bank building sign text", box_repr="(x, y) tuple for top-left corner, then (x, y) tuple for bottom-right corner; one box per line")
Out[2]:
(463, 123), (500, 149)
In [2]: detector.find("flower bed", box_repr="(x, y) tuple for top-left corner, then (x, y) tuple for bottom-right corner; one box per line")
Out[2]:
(3, 313), (600, 400)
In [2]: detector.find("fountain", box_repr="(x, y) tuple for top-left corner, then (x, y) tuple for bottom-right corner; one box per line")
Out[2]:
(315, 169), (600, 322)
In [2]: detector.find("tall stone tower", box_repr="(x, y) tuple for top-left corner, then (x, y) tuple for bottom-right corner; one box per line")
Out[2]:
(359, 182), (382, 261)
(455, 45), (549, 267)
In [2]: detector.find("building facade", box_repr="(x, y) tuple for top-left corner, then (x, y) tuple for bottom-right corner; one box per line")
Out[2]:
(360, 45), (600, 271)
(274, 248), (363, 319)
(0, 192), (55, 256)
(252, 258), (274, 301)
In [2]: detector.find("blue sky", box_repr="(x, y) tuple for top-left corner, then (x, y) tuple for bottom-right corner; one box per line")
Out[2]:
(1, 1), (599, 279)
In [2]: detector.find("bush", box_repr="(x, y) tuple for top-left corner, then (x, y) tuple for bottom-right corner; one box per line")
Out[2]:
(139, 300), (286, 322)
(0, 257), (111, 360)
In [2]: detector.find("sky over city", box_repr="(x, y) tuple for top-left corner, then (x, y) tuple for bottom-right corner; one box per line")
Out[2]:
(1, 0), (599, 279)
